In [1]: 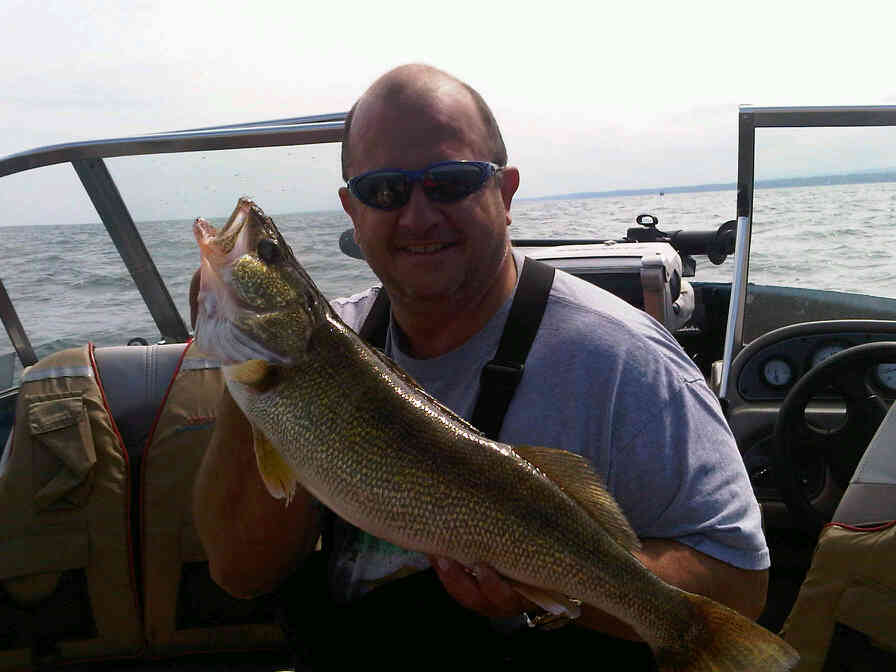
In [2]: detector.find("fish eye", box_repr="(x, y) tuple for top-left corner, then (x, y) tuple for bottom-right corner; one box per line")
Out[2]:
(257, 238), (281, 264)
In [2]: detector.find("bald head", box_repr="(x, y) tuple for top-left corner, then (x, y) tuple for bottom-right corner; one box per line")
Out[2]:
(341, 64), (507, 180)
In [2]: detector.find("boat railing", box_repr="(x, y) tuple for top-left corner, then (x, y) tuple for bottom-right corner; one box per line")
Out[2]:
(0, 114), (347, 371)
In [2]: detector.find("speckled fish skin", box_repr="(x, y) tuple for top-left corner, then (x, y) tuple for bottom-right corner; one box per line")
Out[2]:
(193, 198), (798, 672)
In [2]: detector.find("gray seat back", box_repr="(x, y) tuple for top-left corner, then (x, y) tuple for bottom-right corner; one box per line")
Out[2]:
(93, 344), (186, 460)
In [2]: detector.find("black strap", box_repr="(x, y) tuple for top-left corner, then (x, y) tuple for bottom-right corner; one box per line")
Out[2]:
(471, 258), (554, 439)
(357, 286), (391, 350)
(356, 258), (554, 440)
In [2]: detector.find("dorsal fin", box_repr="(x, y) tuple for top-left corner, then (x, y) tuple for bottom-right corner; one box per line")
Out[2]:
(512, 445), (641, 553)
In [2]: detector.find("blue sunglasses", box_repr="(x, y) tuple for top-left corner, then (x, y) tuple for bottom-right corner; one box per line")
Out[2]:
(347, 160), (503, 211)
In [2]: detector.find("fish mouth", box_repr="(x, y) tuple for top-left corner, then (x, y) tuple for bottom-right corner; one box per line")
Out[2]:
(192, 202), (291, 365)
(193, 198), (256, 264)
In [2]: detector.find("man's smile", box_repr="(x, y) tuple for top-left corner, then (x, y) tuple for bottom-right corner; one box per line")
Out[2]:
(397, 242), (457, 255)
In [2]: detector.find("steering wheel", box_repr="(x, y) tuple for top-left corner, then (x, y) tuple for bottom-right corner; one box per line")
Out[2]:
(773, 341), (896, 537)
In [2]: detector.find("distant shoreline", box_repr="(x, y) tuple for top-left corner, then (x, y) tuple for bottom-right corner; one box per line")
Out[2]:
(527, 169), (896, 202)
(9, 170), (896, 227)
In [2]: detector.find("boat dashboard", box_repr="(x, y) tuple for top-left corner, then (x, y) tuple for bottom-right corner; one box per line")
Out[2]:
(724, 319), (896, 532)
(733, 321), (896, 402)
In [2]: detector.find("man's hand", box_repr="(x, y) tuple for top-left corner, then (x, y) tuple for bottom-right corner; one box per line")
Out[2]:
(429, 539), (766, 641)
(429, 555), (536, 620)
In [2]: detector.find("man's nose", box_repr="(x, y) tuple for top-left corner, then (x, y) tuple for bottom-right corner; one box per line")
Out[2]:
(397, 182), (442, 229)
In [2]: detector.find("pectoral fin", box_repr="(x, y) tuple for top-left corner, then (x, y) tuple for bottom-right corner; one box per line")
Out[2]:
(224, 359), (271, 385)
(251, 424), (298, 505)
(512, 444), (641, 553)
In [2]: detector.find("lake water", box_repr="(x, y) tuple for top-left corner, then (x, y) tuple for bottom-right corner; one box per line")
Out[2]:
(2, 182), (896, 378)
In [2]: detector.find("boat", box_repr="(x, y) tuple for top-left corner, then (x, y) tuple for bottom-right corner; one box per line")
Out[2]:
(1, 106), (895, 670)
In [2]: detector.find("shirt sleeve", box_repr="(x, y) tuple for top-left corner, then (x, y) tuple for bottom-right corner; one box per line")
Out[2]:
(608, 376), (770, 570)
(329, 287), (380, 332)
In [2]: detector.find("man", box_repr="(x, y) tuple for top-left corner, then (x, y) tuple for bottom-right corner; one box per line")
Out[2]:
(193, 64), (768, 665)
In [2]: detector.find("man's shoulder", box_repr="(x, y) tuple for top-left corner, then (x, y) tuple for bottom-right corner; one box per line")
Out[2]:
(330, 286), (383, 332)
(535, 264), (706, 386)
(540, 265), (669, 348)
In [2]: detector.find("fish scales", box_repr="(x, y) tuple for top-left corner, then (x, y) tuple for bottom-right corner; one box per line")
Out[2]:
(248, 317), (628, 601)
(193, 198), (799, 672)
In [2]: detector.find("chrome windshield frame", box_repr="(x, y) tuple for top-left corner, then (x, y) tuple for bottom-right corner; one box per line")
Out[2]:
(0, 114), (347, 366)
(719, 105), (896, 400)
(0, 115), (346, 178)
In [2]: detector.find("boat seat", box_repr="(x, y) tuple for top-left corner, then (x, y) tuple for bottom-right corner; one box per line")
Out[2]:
(780, 402), (896, 670)
(831, 401), (896, 527)
(1, 343), (287, 668)
(94, 343), (186, 462)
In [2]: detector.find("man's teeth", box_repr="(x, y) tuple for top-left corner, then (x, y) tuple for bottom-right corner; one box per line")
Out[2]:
(405, 243), (449, 254)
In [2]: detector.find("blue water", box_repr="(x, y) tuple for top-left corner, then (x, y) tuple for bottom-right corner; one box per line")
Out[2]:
(2, 183), (896, 375)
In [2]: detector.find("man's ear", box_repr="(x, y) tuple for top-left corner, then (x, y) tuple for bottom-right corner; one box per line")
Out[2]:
(499, 167), (520, 223)
(338, 187), (361, 243)
(338, 186), (355, 218)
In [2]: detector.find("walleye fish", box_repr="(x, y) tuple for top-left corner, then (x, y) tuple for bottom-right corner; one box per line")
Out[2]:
(193, 198), (798, 672)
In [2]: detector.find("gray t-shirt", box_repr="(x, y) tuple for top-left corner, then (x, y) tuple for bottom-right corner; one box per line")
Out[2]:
(327, 250), (768, 603)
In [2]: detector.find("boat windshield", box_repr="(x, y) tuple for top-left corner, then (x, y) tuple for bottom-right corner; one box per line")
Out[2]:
(742, 123), (896, 344)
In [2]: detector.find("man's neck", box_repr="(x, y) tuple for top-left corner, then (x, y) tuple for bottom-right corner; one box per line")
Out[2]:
(390, 253), (517, 359)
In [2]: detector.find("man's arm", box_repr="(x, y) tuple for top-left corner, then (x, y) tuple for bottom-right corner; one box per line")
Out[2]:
(637, 538), (768, 619)
(193, 381), (319, 599)
(432, 538), (767, 640)
(577, 539), (767, 639)
(191, 269), (318, 598)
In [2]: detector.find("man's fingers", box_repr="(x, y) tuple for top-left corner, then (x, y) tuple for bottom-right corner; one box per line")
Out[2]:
(469, 563), (531, 613)
(430, 556), (485, 613)
(429, 556), (532, 619)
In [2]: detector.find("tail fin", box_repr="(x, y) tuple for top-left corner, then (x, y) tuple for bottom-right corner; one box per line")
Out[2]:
(654, 592), (798, 672)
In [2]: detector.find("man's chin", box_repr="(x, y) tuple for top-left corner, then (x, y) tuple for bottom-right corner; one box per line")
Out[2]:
(388, 279), (463, 306)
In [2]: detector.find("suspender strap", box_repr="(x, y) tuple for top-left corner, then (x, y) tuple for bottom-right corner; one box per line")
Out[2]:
(354, 257), (555, 440)
(471, 257), (554, 439)
(357, 287), (390, 350)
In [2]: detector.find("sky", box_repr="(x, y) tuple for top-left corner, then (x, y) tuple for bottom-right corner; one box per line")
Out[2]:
(2, 0), (896, 226)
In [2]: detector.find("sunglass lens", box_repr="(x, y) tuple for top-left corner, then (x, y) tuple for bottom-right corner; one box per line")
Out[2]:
(353, 172), (411, 210)
(424, 163), (488, 202)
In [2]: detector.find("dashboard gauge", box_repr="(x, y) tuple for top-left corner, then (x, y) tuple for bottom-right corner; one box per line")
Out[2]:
(762, 358), (793, 387)
(875, 363), (896, 391)
(811, 343), (847, 368)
